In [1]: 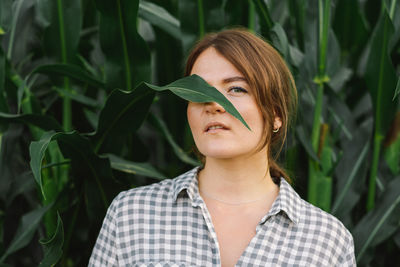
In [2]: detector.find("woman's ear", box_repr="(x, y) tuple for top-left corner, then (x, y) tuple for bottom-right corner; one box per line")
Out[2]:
(273, 116), (282, 131)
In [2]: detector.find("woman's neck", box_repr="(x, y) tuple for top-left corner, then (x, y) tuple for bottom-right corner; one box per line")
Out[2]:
(198, 151), (278, 203)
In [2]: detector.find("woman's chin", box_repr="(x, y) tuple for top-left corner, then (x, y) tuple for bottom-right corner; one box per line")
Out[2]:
(200, 149), (246, 160)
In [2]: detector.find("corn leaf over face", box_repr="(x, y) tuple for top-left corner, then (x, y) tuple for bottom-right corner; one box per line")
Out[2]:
(145, 75), (250, 130)
(92, 74), (250, 154)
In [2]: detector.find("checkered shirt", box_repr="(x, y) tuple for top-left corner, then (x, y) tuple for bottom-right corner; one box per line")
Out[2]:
(89, 167), (355, 266)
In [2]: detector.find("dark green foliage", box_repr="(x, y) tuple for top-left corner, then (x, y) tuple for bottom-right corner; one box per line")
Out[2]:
(0, 0), (399, 266)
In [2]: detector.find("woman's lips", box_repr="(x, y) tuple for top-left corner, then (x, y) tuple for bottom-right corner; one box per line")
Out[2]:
(204, 122), (229, 132)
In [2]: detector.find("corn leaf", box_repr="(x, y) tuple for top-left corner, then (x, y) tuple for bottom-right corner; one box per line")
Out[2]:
(0, 112), (63, 132)
(32, 64), (106, 90)
(148, 113), (199, 167)
(37, 0), (82, 62)
(0, 205), (51, 263)
(107, 154), (166, 180)
(365, 10), (397, 136)
(354, 177), (400, 264)
(30, 131), (113, 209)
(95, 0), (150, 90)
(145, 75), (250, 130)
(91, 85), (155, 153)
(138, 0), (180, 40)
(38, 213), (64, 267)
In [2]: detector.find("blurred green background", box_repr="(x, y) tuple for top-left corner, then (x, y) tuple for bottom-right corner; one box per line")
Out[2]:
(0, 0), (399, 266)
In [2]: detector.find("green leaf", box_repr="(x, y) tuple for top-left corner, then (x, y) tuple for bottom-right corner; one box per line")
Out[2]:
(314, 172), (332, 212)
(30, 131), (113, 209)
(0, 47), (8, 128)
(148, 113), (199, 166)
(178, 0), (225, 53)
(251, 0), (274, 40)
(6, 171), (36, 207)
(178, 0), (201, 53)
(93, 75), (250, 153)
(91, 85), (155, 153)
(138, 0), (181, 40)
(320, 144), (333, 176)
(295, 125), (320, 162)
(0, 0), (13, 33)
(95, 0), (150, 90)
(270, 23), (289, 57)
(393, 76), (400, 101)
(146, 75), (250, 130)
(0, 205), (51, 263)
(56, 133), (114, 210)
(38, 213), (64, 267)
(365, 10), (397, 136)
(366, 9), (398, 211)
(30, 131), (58, 198)
(332, 0), (368, 60)
(332, 140), (369, 214)
(37, 0), (82, 62)
(354, 177), (400, 264)
(53, 87), (100, 108)
(107, 154), (166, 180)
(0, 126), (25, 200)
(327, 67), (353, 92)
(31, 64), (106, 90)
(6, 0), (24, 60)
(0, 112), (63, 132)
(287, 0), (306, 50)
(384, 117), (400, 175)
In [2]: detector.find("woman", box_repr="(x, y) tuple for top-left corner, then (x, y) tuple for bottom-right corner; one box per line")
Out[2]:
(89, 28), (355, 266)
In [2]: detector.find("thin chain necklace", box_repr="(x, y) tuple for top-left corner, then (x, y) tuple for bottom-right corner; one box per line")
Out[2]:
(199, 189), (269, 206)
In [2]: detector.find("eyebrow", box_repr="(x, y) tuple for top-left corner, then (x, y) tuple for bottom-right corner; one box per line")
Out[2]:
(222, 76), (247, 84)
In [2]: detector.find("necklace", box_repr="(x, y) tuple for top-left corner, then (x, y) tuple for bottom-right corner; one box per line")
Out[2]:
(199, 189), (269, 206)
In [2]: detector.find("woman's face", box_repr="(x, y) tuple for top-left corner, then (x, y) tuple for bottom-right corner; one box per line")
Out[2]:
(187, 47), (275, 160)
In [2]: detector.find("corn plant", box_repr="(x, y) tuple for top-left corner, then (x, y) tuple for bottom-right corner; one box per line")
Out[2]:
(0, 0), (399, 266)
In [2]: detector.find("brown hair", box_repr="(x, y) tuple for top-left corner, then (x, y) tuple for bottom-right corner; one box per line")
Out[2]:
(185, 28), (297, 182)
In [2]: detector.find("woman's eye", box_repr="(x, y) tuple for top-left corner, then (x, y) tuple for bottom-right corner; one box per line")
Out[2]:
(228, 86), (248, 94)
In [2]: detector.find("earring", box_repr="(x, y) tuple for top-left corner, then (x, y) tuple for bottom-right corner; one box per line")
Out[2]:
(273, 128), (279, 133)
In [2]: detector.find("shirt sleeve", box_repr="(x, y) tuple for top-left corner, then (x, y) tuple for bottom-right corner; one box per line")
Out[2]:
(341, 234), (356, 266)
(88, 194), (120, 267)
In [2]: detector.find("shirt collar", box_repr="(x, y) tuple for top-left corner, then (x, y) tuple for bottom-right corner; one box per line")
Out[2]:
(172, 167), (301, 224)
(172, 166), (202, 206)
(262, 178), (301, 225)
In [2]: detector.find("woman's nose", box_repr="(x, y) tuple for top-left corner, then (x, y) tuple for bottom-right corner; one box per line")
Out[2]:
(205, 101), (226, 113)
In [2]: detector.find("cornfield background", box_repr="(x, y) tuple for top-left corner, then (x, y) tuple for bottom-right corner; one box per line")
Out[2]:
(0, 0), (399, 266)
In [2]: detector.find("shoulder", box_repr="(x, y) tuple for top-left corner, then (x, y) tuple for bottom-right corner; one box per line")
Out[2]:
(110, 167), (198, 211)
(294, 192), (354, 263)
(279, 180), (354, 257)
(278, 180), (355, 264)
(300, 198), (353, 242)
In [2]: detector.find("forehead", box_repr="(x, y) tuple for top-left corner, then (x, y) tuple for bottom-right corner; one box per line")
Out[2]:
(190, 47), (245, 82)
